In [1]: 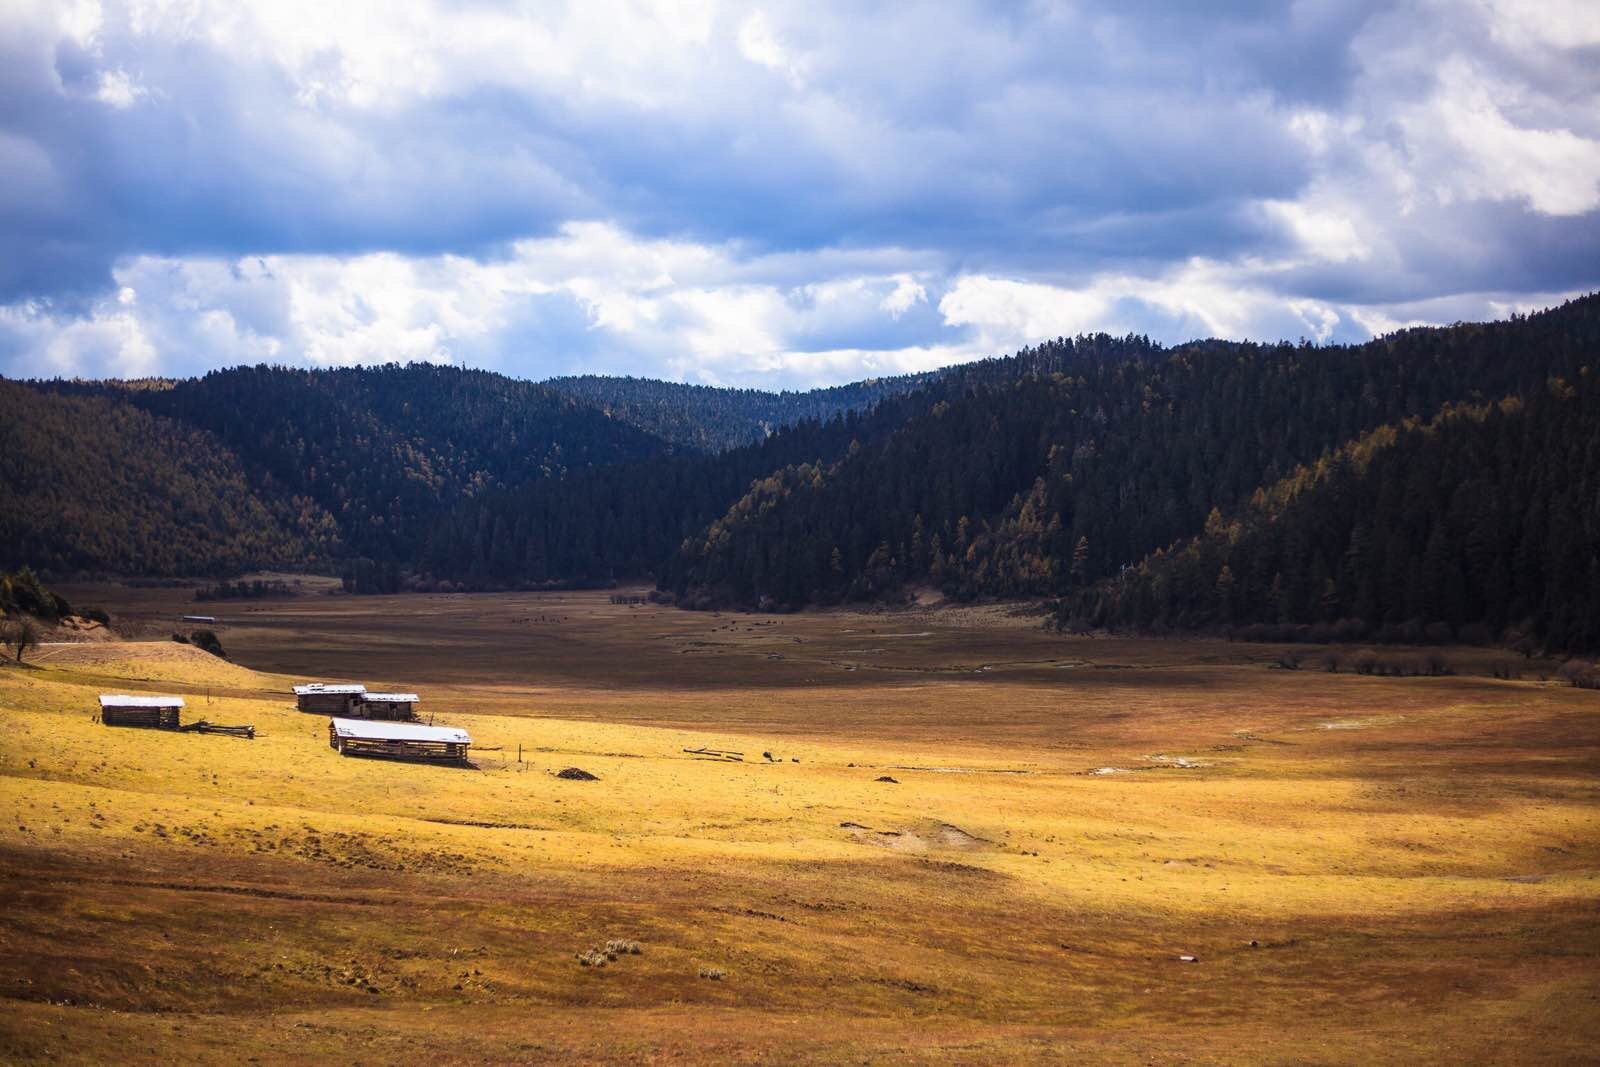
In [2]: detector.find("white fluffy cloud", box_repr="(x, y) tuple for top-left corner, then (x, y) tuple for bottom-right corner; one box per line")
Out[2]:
(1, 0), (1597, 384)
(7, 222), (1586, 389)
(0, 224), (968, 385)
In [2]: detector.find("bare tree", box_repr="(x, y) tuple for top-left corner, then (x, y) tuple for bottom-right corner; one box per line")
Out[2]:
(6, 618), (39, 663)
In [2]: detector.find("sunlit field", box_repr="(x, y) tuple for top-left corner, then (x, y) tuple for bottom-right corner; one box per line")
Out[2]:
(2, 585), (1597, 1063)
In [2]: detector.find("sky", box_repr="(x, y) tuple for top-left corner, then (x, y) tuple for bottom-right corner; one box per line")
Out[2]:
(1, 0), (1598, 388)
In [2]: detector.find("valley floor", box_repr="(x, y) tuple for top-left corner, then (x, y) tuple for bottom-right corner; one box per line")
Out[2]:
(2, 587), (1598, 1063)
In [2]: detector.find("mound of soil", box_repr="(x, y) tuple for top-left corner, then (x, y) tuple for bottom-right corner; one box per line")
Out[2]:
(556, 767), (599, 781)
(875, 775), (898, 783)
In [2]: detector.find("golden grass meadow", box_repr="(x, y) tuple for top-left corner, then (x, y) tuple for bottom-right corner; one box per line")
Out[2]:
(2, 584), (1597, 1063)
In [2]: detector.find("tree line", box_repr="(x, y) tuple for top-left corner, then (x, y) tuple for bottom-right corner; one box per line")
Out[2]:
(1059, 373), (1600, 651)
(661, 297), (1600, 650)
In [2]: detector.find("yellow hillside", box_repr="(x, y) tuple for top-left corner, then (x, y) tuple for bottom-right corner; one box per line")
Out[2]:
(27, 640), (274, 690)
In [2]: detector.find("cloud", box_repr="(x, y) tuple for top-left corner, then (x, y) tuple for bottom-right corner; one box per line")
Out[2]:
(0, 223), (965, 386)
(0, 0), (1597, 384)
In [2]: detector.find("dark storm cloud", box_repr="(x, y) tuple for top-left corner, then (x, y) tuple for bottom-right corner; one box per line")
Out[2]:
(0, 0), (1341, 296)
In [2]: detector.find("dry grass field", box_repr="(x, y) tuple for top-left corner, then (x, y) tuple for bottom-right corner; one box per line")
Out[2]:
(2, 584), (1598, 1063)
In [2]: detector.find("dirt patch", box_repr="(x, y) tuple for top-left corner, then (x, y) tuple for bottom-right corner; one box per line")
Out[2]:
(841, 820), (994, 854)
(50, 617), (117, 642)
(556, 767), (600, 781)
(1144, 754), (1209, 769)
(1316, 716), (1406, 731)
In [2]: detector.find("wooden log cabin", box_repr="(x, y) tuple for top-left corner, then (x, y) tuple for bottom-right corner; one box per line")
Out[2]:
(354, 692), (419, 720)
(293, 683), (367, 715)
(328, 718), (472, 763)
(99, 694), (184, 729)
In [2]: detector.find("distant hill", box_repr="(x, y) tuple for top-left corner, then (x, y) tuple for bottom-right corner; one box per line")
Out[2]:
(31, 364), (673, 570)
(426, 338), (1178, 589)
(543, 371), (940, 452)
(5, 361), (939, 579)
(0, 380), (325, 575)
(656, 296), (1600, 649)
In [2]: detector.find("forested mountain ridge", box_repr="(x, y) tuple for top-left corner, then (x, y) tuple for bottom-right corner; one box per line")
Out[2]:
(0, 379), (329, 575)
(663, 296), (1600, 627)
(422, 333), (1195, 586)
(6, 295), (1598, 651)
(5, 360), (946, 577)
(1060, 374), (1600, 650)
(544, 371), (940, 452)
(36, 364), (675, 566)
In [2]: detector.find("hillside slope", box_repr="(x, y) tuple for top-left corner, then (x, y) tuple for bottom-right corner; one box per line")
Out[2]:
(34, 364), (675, 566)
(663, 296), (1600, 625)
(423, 335), (1182, 586)
(0, 380), (330, 575)
(1065, 374), (1600, 650)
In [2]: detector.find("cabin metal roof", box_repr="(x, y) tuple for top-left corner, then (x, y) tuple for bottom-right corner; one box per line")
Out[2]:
(330, 718), (470, 744)
(293, 683), (367, 695)
(100, 694), (185, 708)
(362, 692), (419, 703)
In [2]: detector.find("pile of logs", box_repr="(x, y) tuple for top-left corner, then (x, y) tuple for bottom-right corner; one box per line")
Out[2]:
(684, 746), (743, 762)
(178, 721), (256, 739)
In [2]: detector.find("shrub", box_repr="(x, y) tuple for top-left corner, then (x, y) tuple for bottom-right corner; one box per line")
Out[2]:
(1371, 655), (1420, 677)
(1, 618), (40, 663)
(1320, 652), (1341, 673)
(1557, 659), (1599, 690)
(0, 567), (71, 621)
(1505, 629), (1539, 658)
(188, 630), (228, 659)
(1490, 660), (1521, 681)
(1421, 651), (1454, 677)
(1351, 650), (1379, 675)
